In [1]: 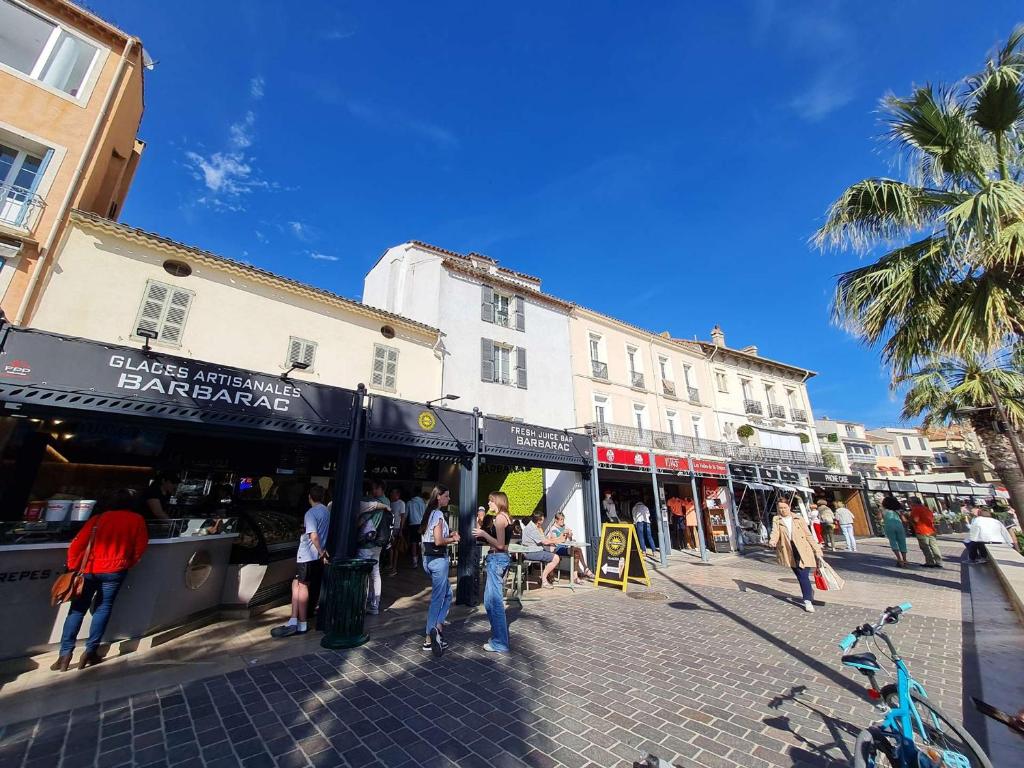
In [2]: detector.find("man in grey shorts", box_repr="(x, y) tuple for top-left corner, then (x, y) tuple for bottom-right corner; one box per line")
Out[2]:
(520, 510), (567, 589)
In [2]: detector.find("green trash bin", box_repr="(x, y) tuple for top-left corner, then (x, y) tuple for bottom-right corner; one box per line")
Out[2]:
(319, 558), (375, 649)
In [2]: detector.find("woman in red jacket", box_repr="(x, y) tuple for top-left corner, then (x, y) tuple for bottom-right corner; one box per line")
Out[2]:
(53, 488), (149, 671)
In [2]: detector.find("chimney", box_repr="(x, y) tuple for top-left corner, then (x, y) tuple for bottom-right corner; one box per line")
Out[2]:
(740, 345), (758, 356)
(711, 325), (725, 347)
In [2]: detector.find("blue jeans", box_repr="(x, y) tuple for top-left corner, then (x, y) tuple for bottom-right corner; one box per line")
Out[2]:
(423, 555), (452, 635)
(59, 571), (126, 655)
(484, 553), (511, 652)
(635, 521), (656, 552)
(791, 567), (814, 602)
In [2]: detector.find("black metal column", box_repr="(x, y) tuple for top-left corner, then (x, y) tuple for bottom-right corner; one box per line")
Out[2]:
(330, 384), (367, 560)
(455, 408), (480, 605)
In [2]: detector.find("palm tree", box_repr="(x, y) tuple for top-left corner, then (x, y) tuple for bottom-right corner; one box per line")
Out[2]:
(815, 26), (1024, 376)
(900, 348), (1024, 527)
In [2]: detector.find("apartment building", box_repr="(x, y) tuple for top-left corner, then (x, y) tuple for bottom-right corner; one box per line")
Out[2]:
(815, 417), (876, 476)
(867, 427), (934, 475)
(32, 212), (443, 399)
(694, 326), (822, 467)
(570, 306), (717, 451)
(0, 0), (145, 322)
(868, 432), (906, 476)
(925, 424), (998, 484)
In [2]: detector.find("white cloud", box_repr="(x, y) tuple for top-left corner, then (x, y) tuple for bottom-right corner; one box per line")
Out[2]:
(229, 111), (256, 149)
(790, 69), (854, 121)
(309, 251), (339, 262)
(288, 220), (318, 242)
(255, 230), (268, 243)
(250, 76), (264, 100)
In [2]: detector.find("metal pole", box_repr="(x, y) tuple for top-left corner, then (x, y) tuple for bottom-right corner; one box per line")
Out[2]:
(455, 408), (481, 606)
(330, 384), (367, 560)
(649, 451), (669, 568)
(689, 473), (710, 563)
(726, 475), (744, 555)
(585, 445), (602, 556)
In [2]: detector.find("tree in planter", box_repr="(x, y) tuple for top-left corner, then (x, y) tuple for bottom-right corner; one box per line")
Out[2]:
(737, 424), (755, 445)
(798, 433), (810, 444)
(900, 347), (1024, 528)
(822, 451), (841, 470)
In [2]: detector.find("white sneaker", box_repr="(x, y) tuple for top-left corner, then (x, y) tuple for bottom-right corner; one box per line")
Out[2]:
(803, 601), (815, 613)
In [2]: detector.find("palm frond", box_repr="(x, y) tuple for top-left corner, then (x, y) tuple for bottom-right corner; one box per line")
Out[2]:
(943, 178), (1024, 243)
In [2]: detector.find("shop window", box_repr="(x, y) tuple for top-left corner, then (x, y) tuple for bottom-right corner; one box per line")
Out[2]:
(132, 279), (194, 347)
(0, 0), (100, 97)
(286, 336), (317, 372)
(371, 343), (399, 392)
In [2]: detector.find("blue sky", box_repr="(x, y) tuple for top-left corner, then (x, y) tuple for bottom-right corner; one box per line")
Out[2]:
(91, 0), (1021, 428)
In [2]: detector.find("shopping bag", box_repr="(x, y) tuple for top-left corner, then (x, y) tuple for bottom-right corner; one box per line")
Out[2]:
(819, 561), (845, 591)
(813, 568), (828, 591)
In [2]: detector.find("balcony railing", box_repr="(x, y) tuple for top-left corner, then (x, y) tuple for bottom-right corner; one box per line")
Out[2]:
(585, 422), (825, 468)
(687, 386), (700, 404)
(631, 371), (646, 389)
(791, 408), (807, 422)
(662, 379), (676, 397)
(744, 399), (763, 415)
(591, 360), (608, 379)
(768, 404), (786, 419)
(0, 185), (45, 233)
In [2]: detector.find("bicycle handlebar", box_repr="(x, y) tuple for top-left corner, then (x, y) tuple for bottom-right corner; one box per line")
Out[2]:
(837, 604), (912, 651)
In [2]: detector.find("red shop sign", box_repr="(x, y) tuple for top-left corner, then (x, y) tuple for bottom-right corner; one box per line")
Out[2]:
(655, 454), (690, 472)
(691, 458), (728, 476)
(598, 446), (650, 467)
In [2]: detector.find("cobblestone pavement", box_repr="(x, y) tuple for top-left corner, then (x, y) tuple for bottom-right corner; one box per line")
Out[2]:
(0, 539), (980, 768)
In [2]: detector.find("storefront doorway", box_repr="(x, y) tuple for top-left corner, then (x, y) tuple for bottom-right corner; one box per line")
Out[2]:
(806, 471), (872, 537)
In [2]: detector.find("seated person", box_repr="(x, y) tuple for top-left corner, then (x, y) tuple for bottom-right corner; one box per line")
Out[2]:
(545, 511), (595, 583)
(520, 511), (564, 589)
(964, 506), (1018, 563)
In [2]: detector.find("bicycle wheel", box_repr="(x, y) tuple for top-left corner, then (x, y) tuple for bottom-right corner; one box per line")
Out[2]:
(852, 727), (897, 768)
(879, 686), (992, 768)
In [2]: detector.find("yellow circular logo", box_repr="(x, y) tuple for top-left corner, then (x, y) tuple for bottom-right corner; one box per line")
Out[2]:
(606, 530), (627, 557)
(418, 411), (436, 431)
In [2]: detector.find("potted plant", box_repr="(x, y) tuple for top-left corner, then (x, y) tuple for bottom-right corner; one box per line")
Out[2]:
(737, 424), (755, 445)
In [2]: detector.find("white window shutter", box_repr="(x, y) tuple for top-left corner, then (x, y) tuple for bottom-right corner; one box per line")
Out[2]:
(301, 340), (316, 367)
(385, 347), (398, 390)
(515, 346), (527, 389)
(288, 338), (303, 366)
(135, 281), (167, 337)
(372, 345), (386, 388)
(481, 338), (495, 382)
(133, 280), (192, 347)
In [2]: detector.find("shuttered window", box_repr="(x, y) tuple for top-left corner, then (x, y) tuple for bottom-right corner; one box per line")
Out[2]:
(132, 279), (194, 347)
(480, 284), (525, 331)
(371, 344), (399, 392)
(286, 337), (317, 372)
(481, 337), (526, 388)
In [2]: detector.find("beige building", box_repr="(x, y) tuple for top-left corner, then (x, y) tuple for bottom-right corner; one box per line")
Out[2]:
(867, 427), (934, 475)
(868, 433), (906, 476)
(925, 424), (998, 483)
(0, 0), (145, 323)
(570, 306), (718, 453)
(32, 212), (443, 399)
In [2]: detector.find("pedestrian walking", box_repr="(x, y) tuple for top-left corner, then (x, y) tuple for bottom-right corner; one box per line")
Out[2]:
(472, 491), (513, 653)
(881, 496), (909, 567)
(52, 489), (149, 671)
(835, 502), (857, 552)
(356, 482), (392, 615)
(419, 485), (459, 656)
(909, 497), (943, 568)
(818, 502), (836, 550)
(272, 485), (330, 638)
(768, 499), (824, 613)
(632, 498), (658, 558)
(385, 487), (406, 577)
(406, 490), (427, 568)
(808, 506), (824, 544)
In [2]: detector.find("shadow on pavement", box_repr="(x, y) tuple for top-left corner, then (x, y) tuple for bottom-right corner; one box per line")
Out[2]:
(765, 684), (860, 764)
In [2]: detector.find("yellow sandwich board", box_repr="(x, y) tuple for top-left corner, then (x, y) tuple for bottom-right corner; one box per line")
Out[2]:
(593, 522), (650, 591)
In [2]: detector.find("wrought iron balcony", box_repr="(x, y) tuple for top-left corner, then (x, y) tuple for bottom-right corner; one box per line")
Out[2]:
(687, 386), (700, 404)
(631, 371), (646, 389)
(0, 185), (45, 233)
(791, 408), (807, 422)
(768, 404), (786, 419)
(744, 399), (763, 415)
(662, 379), (676, 397)
(591, 360), (608, 379)
(584, 422), (826, 468)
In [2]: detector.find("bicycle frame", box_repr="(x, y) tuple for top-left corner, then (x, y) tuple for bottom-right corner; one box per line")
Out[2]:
(880, 649), (929, 759)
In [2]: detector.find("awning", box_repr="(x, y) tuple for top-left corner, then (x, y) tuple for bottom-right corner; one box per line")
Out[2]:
(737, 481), (774, 491)
(772, 482), (799, 493)
(795, 484), (815, 495)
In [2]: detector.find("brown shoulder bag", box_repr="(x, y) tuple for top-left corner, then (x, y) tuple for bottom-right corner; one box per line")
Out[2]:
(50, 522), (98, 607)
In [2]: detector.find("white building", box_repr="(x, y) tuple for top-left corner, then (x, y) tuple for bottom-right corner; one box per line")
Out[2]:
(867, 427), (934, 475)
(32, 212), (443, 399)
(692, 326), (823, 465)
(815, 417), (876, 476)
(363, 241), (576, 428)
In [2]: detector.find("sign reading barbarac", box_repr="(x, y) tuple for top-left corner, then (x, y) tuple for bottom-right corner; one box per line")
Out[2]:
(482, 417), (591, 468)
(0, 329), (356, 436)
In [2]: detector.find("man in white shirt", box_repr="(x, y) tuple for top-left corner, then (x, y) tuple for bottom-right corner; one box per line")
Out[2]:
(966, 507), (1018, 563)
(385, 488), (406, 577)
(632, 499), (658, 558)
(834, 503), (857, 552)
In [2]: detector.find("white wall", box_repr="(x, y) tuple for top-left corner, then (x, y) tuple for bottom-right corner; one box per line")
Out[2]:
(34, 224), (442, 401)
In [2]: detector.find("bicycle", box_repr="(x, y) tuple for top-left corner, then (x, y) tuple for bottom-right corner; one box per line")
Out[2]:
(838, 603), (992, 767)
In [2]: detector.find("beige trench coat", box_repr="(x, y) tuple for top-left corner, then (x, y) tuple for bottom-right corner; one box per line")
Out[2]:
(768, 515), (823, 569)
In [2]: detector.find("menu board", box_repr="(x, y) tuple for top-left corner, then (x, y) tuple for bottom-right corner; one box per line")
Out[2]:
(593, 522), (650, 592)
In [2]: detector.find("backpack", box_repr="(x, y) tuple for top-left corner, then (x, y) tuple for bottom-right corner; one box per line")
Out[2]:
(359, 506), (394, 550)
